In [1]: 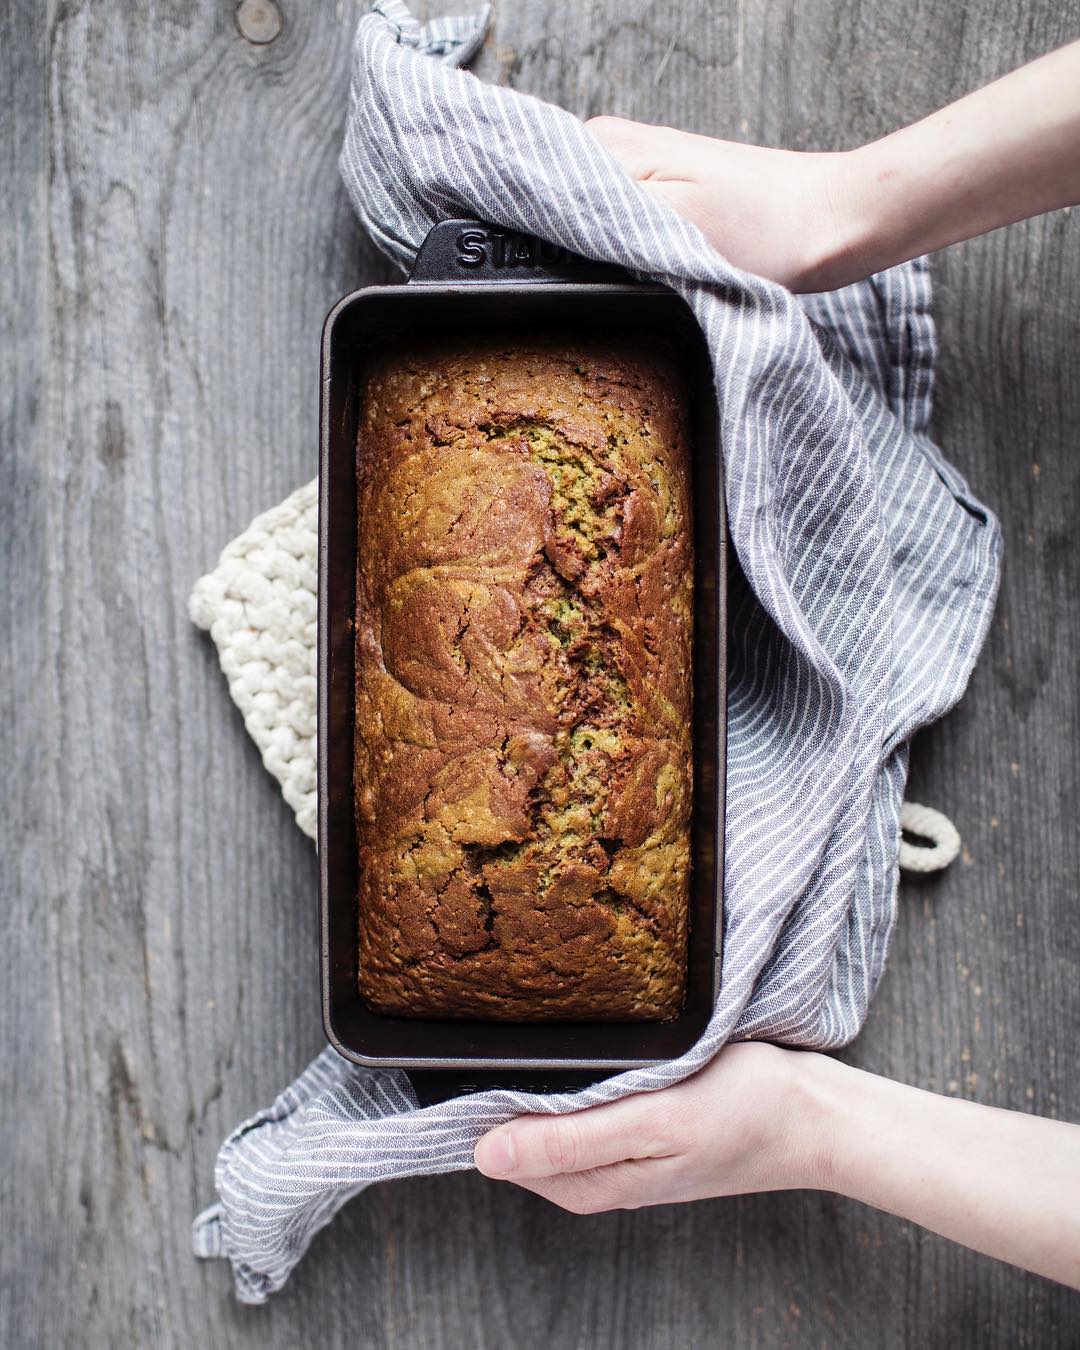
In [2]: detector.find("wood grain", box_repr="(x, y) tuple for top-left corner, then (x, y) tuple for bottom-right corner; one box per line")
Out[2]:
(2, 0), (1078, 1345)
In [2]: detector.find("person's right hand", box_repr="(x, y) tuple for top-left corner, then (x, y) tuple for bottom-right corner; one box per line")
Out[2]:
(587, 117), (860, 292)
(588, 40), (1080, 293)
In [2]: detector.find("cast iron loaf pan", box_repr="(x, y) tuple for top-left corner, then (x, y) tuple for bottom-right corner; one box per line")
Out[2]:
(319, 219), (726, 1105)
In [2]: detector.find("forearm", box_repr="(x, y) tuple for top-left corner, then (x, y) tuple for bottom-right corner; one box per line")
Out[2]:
(799, 1053), (1080, 1287)
(833, 40), (1080, 282)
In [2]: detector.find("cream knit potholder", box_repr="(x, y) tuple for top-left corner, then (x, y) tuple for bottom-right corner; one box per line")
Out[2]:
(189, 479), (319, 840)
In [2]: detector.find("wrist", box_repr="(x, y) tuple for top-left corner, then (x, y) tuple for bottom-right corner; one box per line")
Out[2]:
(778, 1048), (854, 1192)
(806, 124), (994, 289)
(793, 147), (894, 292)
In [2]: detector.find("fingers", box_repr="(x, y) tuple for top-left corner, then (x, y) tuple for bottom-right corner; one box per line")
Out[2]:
(474, 1092), (676, 1182)
(586, 115), (660, 179)
(586, 115), (690, 184)
(585, 115), (718, 184)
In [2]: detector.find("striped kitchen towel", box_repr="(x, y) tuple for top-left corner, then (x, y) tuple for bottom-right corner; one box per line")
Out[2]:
(192, 0), (1001, 1303)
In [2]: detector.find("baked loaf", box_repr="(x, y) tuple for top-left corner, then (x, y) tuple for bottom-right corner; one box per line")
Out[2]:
(355, 337), (693, 1020)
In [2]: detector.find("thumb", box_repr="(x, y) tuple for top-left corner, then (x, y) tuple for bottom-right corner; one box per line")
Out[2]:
(474, 1092), (671, 1180)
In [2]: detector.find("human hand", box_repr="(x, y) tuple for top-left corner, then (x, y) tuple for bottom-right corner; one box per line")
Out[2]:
(589, 40), (1080, 294)
(474, 1042), (830, 1213)
(476, 1039), (1080, 1289)
(587, 117), (861, 292)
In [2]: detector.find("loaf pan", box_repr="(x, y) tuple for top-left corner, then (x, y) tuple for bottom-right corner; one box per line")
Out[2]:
(319, 219), (726, 1096)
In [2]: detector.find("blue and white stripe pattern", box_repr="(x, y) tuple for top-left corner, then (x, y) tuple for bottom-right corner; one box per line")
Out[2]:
(192, 0), (1001, 1302)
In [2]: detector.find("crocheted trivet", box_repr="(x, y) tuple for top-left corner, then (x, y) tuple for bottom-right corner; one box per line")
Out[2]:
(189, 478), (959, 871)
(189, 480), (319, 840)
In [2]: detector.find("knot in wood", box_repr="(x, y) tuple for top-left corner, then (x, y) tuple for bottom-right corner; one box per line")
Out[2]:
(235, 0), (283, 45)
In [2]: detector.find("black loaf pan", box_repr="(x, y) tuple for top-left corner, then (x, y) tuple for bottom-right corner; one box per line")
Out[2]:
(319, 219), (726, 1105)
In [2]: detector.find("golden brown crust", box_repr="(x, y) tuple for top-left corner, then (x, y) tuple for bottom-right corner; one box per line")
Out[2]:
(355, 337), (693, 1020)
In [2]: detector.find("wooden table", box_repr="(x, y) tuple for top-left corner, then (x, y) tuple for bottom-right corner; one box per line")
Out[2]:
(4, 1), (1078, 1344)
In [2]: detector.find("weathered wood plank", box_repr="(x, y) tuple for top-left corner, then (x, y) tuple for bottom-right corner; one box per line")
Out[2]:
(2, 4), (54, 1350)
(3, 0), (1078, 1345)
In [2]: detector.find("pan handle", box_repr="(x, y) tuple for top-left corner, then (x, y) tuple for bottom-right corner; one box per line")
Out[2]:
(408, 1067), (607, 1107)
(408, 218), (636, 286)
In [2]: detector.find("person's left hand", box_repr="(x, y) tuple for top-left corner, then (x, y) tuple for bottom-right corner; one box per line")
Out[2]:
(473, 1041), (831, 1213)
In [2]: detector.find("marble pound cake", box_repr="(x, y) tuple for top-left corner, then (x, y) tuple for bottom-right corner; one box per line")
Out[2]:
(354, 336), (693, 1020)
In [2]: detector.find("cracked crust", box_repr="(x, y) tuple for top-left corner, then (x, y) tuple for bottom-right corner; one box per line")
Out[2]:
(355, 336), (692, 1020)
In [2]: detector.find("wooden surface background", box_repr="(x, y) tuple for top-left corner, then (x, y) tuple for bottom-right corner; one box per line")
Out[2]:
(3, 0), (1079, 1345)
